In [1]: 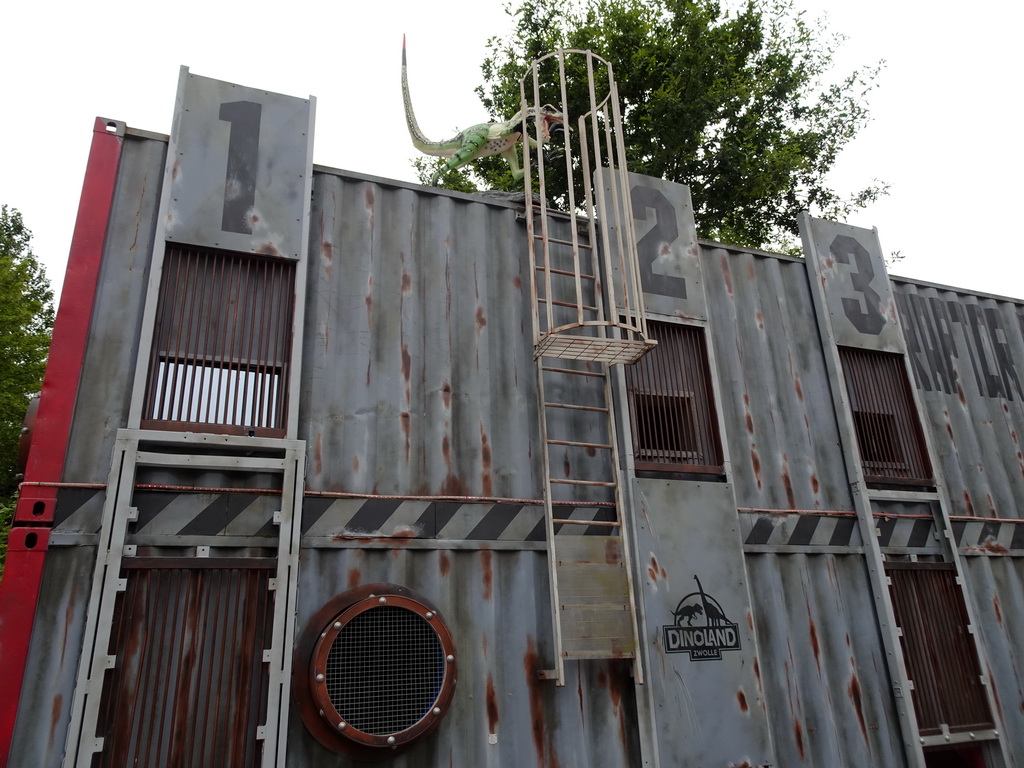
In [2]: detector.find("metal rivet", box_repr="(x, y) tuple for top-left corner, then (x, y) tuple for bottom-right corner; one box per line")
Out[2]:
(334, 621), (342, 630)
(316, 673), (325, 682)
(433, 707), (441, 715)
(319, 709), (324, 717)
(969, 732), (975, 739)
(425, 611), (434, 619)
(447, 655), (455, 663)
(387, 736), (396, 745)
(379, 597), (387, 604)
(338, 721), (347, 730)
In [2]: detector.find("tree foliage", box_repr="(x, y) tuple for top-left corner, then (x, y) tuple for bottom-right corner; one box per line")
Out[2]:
(417, 0), (886, 251)
(0, 205), (54, 573)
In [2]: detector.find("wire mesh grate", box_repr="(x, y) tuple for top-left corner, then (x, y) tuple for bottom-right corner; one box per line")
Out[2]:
(325, 606), (445, 736)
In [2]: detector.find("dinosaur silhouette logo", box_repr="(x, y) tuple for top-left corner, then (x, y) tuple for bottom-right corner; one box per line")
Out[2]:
(663, 575), (741, 660)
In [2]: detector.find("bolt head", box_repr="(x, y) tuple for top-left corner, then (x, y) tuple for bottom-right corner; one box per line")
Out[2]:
(379, 596), (387, 604)
(387, 736), (396, 745)
(316, 673), (325, 682)
(447, 654), (455, 663)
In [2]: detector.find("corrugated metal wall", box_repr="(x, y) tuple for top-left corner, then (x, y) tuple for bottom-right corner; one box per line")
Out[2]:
(11, 117), (1024, 767)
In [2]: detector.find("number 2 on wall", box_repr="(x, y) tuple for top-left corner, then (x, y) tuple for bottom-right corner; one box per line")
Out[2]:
(219, 101), (262, 235)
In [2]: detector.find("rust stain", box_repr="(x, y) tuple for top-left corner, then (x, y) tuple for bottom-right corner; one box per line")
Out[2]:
(811, 473), (820, 495)
(401, 269), (412, 295)
(809, 617), (821, 674)
(747, 260), (756, 280)
(755, 311), (764, 331)
(256, 242), (282, 257)
(964, 491), (976, 516)
(979, 538), (1009, 555)
(486, 674), (500, 733)
(744, 393), (754, 435)
(753, 656), (762, 694)
(352, 455), (359, 473)
(563, 451), (571, 478)
(993, 594), (1003, 624)
(481, 548), (493, 601)
(480, 422), (493, 497)
(737, 689), (749, 712)
(347, 568), (361, 589)
(794, 718), (805, 759)
(401, 344), (412, 386)
(439, 551), (451, 578)
(49, 693), (63, 744)
(476, 306), (488, 333)
(720, 253), (734, 296)
(313, 433), (322, 476)
(957, 381), (967, 406)
(781, 458), (796, 509)
(606, 663), (627, 747)
(400, 411), (411, 463)
(524, 636), (547, 766)
(364, 185), (375, 208)
(321, 239), (333, 263)
(987, 493), (997, 515)
(648, 555), (659, 583)
(848, 672), (868, 743)
(441, 380), (452, 409)
(747, 610), (754, 630)
(514, 275), (522, 290)
(751, 446), (762, 490)
(605, 539), (622, 565)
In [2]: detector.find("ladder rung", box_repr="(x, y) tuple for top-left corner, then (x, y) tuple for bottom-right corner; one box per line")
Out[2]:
(535, 265), (597, 281)
(549, 478), (617, 487)
(537, 297), (599, 311)
(544, 402), (609, 413)
(541, 366), (604, 377)
(552, 518), (619, 527)
(547, 439), (612, 450)
(534, 235), (594, 250)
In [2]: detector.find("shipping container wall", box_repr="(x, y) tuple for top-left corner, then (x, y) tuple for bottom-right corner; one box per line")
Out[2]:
(10, 103), (1024, 768)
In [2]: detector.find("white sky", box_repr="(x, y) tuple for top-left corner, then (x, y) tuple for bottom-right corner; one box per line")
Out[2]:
(2, 0), (1021, 304)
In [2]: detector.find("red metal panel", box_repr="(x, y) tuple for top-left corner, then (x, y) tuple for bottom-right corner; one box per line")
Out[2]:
(0, 117), (122, 766)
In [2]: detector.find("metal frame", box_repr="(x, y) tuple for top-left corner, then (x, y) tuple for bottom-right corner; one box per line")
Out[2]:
(62, 430), (305, 768)
(800, 214), (1010, 768)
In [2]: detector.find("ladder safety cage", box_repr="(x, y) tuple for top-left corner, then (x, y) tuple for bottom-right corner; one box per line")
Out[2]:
(520, 49), (656, 365)
(519, 50), (653, 686)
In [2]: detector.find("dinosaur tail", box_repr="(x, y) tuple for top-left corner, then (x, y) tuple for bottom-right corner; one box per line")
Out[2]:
(402, 36), (450, 156)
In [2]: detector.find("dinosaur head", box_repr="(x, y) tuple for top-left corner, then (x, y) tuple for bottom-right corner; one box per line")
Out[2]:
(514, 105), (566, 142)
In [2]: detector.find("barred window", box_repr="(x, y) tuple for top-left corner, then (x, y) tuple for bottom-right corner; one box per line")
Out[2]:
(624, 321), (723, 474)
(142, 246), (295, 437)
(839, 347), (932, 486)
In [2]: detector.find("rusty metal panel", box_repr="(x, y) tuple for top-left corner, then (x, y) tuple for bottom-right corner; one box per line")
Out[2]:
(301, 173), (551, 500)
(60, 133), (167, 495)
(165, 70), (313, 259)
(95, 562), (276, 767)
(745, 552), (908, 767)
(800, 216), (904, 353)
(700, 245), (854, 513)
(633, 479), (773, 766)
(893, 281), (1024, 519)
(7, 546), (97, 766)
(602, 172), (704, 320)
(885, 562), (992, 736)
(959, 554), (1024, 760)
(289, 546), (640, 767)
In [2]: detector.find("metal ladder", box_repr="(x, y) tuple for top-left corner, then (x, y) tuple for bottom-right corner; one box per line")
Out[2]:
(527, 213), (645, 686)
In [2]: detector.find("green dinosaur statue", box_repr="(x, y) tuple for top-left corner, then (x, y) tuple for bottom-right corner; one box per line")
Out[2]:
(402, 36), (565, 186)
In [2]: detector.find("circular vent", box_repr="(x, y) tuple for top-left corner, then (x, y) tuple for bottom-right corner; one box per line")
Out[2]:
(295, 585), (457, 757)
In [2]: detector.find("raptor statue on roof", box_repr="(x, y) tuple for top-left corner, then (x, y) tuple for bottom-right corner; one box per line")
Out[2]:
(402, 36), (565, 186)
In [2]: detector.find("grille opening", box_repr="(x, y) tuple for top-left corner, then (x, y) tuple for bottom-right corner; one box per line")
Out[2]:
(297, 587), (457, 756)
(324, 606), (445, 735)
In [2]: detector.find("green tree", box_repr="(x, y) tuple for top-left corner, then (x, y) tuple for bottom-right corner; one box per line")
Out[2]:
(417, 0), (886, 251)
(0, 205), (54, 575)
